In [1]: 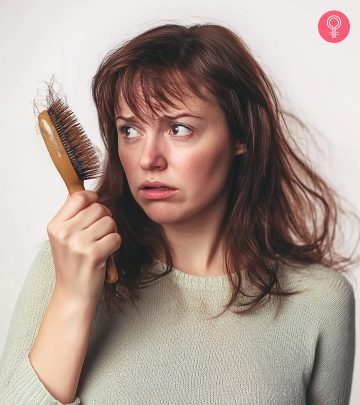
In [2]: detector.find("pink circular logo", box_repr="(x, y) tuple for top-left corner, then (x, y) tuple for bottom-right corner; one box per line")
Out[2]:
(318, 10), (350, 43)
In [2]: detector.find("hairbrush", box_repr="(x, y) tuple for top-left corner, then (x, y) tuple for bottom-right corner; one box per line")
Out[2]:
(37, 97), (118, 284)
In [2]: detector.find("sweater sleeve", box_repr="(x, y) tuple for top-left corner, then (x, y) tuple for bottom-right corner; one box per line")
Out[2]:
(0, 241), (81, 405)
(306, 272), (356, 405)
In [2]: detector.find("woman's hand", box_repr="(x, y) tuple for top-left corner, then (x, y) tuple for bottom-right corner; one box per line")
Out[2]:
(47, 190), (122, 308)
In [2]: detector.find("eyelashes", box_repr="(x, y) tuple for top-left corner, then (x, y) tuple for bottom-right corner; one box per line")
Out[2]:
(118, 123), (193, 141)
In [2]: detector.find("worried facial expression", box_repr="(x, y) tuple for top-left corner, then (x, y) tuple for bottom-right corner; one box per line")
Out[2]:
(115, 91), (245, 226)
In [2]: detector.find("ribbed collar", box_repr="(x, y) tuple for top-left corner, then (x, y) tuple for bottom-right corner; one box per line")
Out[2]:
(152, 259), (238, 291)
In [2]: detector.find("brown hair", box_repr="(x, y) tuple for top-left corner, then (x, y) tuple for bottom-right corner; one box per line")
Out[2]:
(90, 22), (360, 318)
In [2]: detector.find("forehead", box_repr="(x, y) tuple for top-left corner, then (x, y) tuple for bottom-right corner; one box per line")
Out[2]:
(114, 77), (219, 122)
(117, 95), (215, 116)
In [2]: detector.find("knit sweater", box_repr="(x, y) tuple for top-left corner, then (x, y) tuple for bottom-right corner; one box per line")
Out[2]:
(0, 240), (356, 405)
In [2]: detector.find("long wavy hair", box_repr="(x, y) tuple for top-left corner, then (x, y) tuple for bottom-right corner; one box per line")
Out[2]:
(90, 22), (360, 318)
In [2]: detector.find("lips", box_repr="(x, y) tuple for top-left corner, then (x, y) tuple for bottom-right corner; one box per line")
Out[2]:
(143, 186), (171, 189)
(140, 180), (177, 190)
(140, 187), (178, 200)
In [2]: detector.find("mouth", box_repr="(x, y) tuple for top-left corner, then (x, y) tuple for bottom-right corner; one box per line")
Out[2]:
(140, 181), (177, 190)
(140, 187), (178, 200)
(141, 186), (175, 190)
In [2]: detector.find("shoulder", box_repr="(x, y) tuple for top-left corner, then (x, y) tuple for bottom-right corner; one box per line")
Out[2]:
(31, 239), (53, 262)
(30, 239), (55, 274)
(20, 240), (56, 297)
(277, 262), (354, 293)
(277, 263), (356, 322)
(2, 241), (57, 349)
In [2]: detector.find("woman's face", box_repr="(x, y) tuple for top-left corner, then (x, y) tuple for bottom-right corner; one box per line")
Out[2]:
(115, 91), (245, 225)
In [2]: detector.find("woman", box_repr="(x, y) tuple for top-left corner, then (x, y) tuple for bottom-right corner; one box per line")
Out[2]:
(0, 23), (358, 405)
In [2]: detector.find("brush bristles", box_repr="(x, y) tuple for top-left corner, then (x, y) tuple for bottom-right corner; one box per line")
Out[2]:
(47, 99), (103, 181)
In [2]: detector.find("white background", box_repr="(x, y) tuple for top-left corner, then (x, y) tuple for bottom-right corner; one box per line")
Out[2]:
(0, 0), (359, 403)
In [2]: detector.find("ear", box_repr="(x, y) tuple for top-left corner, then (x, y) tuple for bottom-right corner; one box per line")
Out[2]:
(233, 141), (247, 156)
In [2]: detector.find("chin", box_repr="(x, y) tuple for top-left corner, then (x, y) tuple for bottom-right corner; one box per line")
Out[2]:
(143, 211), (180, 224)
(144, 204), (202, 226)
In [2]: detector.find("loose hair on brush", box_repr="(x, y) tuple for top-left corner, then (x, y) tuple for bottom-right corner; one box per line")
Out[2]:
(90, 22), (360, 318)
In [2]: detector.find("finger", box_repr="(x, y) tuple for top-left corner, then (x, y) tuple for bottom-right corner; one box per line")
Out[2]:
(69, 202), (114, 231)
(56, 190), (99, 222)
(83, 216), (118, 241)
(92, 233), (122, 260)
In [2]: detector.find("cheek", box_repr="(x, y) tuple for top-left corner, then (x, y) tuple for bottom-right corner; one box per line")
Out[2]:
(118, 150), (135, 181)
(180, 147), (229, 190)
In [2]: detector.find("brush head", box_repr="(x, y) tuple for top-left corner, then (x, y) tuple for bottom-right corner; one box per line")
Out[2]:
(47, 98), (103, 181)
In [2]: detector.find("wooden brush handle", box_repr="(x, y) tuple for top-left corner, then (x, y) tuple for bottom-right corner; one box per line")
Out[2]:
(104, 255), (119, 284)
(38, 110), (118, 285)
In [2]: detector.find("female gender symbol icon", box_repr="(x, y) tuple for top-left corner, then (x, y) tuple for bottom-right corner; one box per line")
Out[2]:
(327, 15), (341, 38)
(318, 10), (350, 43)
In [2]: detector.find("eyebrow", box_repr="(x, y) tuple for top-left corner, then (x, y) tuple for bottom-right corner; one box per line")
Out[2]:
(115, 113), (203, 122)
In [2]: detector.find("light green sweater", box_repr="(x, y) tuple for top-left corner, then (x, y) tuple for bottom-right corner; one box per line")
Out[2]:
(0, 241), (356, 404)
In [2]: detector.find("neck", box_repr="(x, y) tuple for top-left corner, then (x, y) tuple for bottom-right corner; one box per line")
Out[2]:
(157, 189), (230, 277)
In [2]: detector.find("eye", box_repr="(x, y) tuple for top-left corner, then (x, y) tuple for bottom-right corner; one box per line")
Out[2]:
(117, 123), (193, 141)
(170, 124), (192, 139)
(118, 126), (138, 139)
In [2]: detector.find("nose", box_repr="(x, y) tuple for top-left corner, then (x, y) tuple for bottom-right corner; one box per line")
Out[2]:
(139, 132), (168, 170)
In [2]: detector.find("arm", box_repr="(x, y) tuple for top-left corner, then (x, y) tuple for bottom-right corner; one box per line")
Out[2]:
(28, 288), (97, 404)
(306, 273), (356, 404)
(0, 241), (84, 405)
(1, 191), (118, 405)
